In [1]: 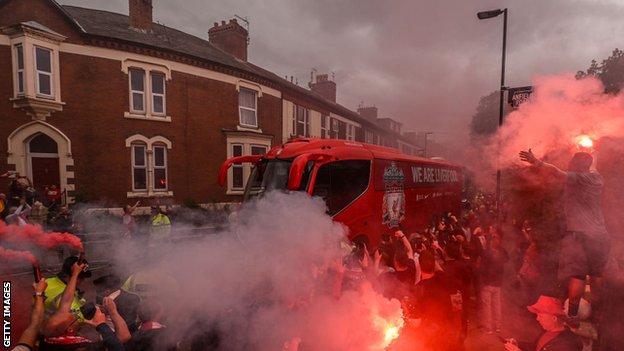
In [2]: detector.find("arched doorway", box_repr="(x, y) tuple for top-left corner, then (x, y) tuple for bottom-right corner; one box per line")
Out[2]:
(7, 121), (75, 203)
(27, 133), (60, 192)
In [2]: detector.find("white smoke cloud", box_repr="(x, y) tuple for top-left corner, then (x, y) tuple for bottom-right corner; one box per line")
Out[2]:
(111, 191), (403, 350)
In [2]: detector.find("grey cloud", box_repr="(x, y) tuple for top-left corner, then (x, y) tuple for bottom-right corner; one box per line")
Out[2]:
(59, 0), (624, 143)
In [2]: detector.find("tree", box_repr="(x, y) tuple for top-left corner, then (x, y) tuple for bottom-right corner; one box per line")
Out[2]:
(576, 48), (624, 94)
(469, 91), (499, 138)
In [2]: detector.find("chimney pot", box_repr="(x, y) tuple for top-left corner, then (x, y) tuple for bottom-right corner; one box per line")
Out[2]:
(309, 72), (337, 102)
(129, 0), (153, 30)
(213, 22), (218, 27)
(209, 17), (249, 61)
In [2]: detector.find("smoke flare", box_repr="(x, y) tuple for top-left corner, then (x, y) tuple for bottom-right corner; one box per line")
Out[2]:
(0, 246), (37, 265)
(0, 222), (83, 251)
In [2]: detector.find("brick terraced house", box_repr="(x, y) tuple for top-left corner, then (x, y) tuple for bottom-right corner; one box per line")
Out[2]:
(0, 0), (420, 207)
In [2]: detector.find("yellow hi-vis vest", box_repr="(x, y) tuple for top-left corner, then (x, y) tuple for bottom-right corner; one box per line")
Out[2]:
(44, 276), (86, 322)
(151, 214), (171, 227)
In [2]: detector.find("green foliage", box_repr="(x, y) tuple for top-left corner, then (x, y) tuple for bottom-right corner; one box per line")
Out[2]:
(469, 91), (500, 138)
(576, 48), (624, 94)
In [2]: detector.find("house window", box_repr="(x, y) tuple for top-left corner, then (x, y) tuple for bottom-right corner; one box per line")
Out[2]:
(239, 88), (258, 127)
(132, 144), (148, 191)
(226, 138), (272, 194)
(126, 135), (173, 197)
(34, 46), (53, 98)
(151, 72), (166, 115)
(231, 144), (244, 189)
(365, 130), (374, 144)
(15, 45), (24, 94)
(129, 68), (146, 113)
(153, 145), (167, 190)
(251, 145), (267, 156)
(320, 115), (329, 138)
(292, 105), (309, 137)
(331, 119), (340, 139)
(346, 125), (355, 141)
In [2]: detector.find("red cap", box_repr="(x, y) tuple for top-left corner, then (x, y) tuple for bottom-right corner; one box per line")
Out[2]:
(527, 295), (565, 316)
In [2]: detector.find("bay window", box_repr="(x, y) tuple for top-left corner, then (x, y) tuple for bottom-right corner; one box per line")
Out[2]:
(34, 46), (53, 98)
(226, 137), (271, 194)
(6, 22), (65, 119)
(231, 144), (244, 189)
(15, 44), (24, 95)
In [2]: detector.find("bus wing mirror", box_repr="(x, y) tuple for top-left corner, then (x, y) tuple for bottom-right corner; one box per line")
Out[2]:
(218, 155), (263, 187)
(287, 153), (333, 191)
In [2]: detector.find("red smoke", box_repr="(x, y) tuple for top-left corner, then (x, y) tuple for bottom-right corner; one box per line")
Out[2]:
(0, 246), (37, 265)
(0, 222), (83, 251)
(493, 74), (624, 168)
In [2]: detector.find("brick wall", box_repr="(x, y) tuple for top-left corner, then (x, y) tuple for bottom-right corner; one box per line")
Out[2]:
(0, 0), (283, 206)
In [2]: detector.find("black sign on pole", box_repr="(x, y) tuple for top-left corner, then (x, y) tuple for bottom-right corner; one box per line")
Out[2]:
(507, 85), (533, 108)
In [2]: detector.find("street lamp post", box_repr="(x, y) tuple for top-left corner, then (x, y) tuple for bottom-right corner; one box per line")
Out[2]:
(477, 8), (508, 216)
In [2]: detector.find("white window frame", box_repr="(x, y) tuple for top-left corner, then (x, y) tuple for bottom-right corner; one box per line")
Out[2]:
(15, 44), (24, 95)
(150, 72), (166, 116)
(152, 145), (168, 191)
(129, 68), (146, 114)
(331, 119), (340, 139)
(320, 115), (329, 139)
(226, 137), (272, 194)
(131, 144), (148, 192)
(34, 46), (53, 99)
(238, 88), (258, 128)
(293, 105), (309, 137)
(125, 135), (173, 197)
(346, 124), (355, 141)
(231, 143), (245, 190)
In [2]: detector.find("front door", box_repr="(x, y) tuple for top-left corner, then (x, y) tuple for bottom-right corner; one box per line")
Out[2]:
(28, 133), (60, 193)
(31, 157), (60, 192)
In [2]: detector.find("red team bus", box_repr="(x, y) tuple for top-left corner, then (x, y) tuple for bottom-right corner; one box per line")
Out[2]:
(219, 138), (463, 248)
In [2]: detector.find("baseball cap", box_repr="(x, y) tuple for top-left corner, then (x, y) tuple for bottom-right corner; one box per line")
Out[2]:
(527, 295), (565, 316)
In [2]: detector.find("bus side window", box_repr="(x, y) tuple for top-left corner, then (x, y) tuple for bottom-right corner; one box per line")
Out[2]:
(312, 160), (370, 215)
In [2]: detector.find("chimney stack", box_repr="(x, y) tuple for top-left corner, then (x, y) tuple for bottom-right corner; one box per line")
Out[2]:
(129, 0), (153, 30)
(309, 73), (337, 102)
(357, 106), (378, 121)
(208, 19), (249, 61)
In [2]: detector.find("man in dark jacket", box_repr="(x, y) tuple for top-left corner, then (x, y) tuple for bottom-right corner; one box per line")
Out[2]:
(505, 295), (582, 351)
(93, 274), (141, 332)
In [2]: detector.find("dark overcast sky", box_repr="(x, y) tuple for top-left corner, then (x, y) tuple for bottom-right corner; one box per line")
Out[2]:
(59, 0), (624, 142)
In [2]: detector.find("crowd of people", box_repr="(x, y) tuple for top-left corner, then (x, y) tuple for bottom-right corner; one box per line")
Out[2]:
(0, 172), (174, 243)
(5, 148), (615, 350)
(0, 172), (71, 231)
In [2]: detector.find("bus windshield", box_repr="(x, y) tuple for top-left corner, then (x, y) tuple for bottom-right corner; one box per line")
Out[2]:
(244, 159), (292, 200)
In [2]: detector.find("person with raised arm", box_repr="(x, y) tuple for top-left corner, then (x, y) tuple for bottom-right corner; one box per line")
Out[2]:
(10, 279), (47, 351)
(519, 149), (609, 321)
